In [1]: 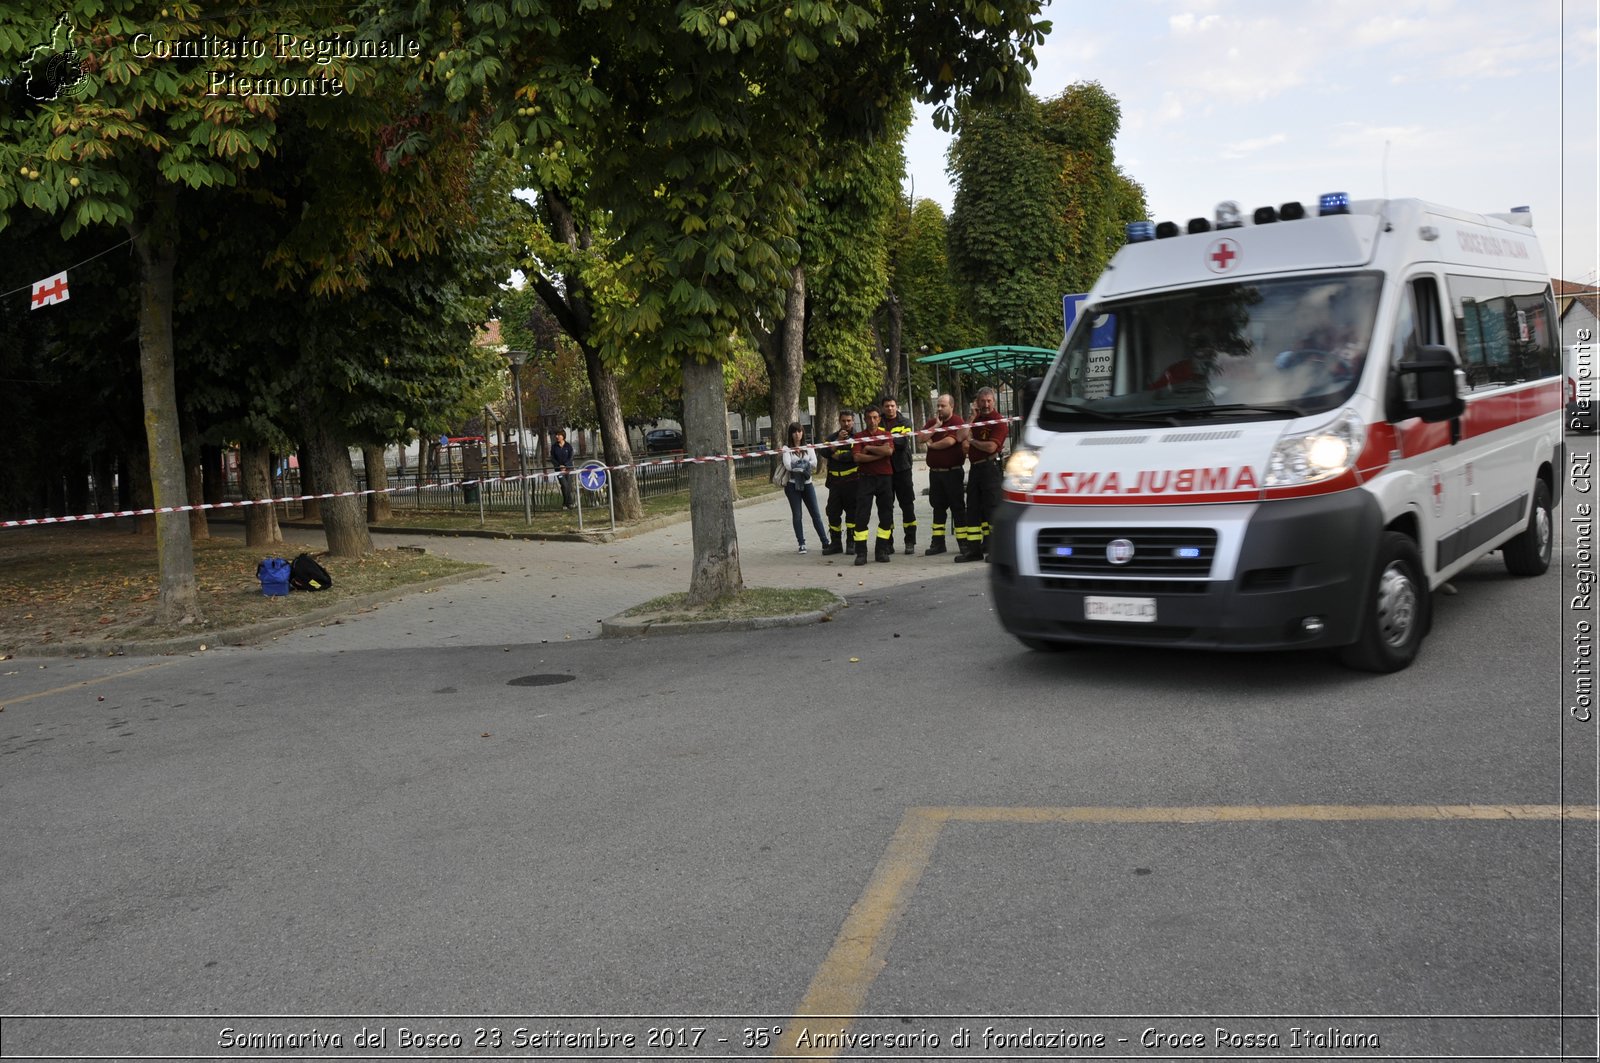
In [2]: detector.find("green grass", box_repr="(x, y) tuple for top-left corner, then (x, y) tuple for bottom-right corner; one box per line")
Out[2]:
(0, 527), (484, 652)
(623, 587), (840, 623)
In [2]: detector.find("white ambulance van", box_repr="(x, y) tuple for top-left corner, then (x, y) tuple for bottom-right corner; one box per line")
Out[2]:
(993, 194), (1563, 672)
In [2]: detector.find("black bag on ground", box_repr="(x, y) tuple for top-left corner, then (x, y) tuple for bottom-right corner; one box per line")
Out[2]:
(289, 552), (333, 591)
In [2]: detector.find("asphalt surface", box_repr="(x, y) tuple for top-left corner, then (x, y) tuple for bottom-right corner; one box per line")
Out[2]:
(1, 453), (1594, 1060)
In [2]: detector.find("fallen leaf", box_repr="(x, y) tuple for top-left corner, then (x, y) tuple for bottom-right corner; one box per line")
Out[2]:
(849, 657), (860, 663)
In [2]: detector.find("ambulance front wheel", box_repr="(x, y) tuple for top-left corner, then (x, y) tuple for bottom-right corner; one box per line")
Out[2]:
(1501, 479), (1553, 577)
(1339, 531), (1429, 674)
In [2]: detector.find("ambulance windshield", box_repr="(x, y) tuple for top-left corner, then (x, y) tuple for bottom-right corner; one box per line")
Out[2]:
(1040, 272), (1383, 426)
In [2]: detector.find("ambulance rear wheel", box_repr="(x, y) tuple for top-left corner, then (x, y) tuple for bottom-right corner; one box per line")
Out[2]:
(1502, 479), (1552, 577)
(1339, 531), (1428, 674)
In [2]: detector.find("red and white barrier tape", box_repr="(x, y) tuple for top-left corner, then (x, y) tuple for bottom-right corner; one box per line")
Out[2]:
(0, 416), (1017, 529)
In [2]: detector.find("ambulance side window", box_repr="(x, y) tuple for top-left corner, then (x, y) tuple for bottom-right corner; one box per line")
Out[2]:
(1447, 274), (1560, 389)
(1388, 277), (1444, 417)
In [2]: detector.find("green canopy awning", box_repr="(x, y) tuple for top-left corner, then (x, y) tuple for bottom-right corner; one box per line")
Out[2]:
(916, 345), (1057, 375)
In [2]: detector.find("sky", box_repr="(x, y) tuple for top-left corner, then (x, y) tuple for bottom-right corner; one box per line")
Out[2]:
(903, 0), (1600, 286)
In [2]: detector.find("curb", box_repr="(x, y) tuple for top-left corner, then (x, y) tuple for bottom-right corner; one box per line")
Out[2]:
(5, 568), (492, 659)
(599, 591), (849, 638)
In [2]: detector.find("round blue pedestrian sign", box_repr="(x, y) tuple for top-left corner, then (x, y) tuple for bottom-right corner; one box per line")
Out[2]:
(578, 461), (608, 492)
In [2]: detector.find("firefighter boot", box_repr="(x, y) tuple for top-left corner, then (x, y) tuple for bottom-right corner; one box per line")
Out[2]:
(854, 543), (868, 567)
(924, 539), (947, 556)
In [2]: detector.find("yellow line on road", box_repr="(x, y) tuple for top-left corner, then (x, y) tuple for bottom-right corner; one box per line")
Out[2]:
(779, 803), (1597, 1059)
(939, 803), (1599, 823)
(0, 660), (178, 708)
(779, 807), (946, 1057)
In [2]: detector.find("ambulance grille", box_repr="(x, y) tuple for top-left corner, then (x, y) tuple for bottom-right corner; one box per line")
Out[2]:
(1076, 435), (1151, 446)
(1037, 528), (1218, 577)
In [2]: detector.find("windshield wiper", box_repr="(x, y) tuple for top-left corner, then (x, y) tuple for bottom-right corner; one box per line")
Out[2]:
(1044, 402), (1129, 421)
(1151, 402), (1309, 419)
(1044, 403), (1186, 426)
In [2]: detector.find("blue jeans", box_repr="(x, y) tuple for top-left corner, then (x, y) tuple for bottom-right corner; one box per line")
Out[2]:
(785, 481), (829, 546)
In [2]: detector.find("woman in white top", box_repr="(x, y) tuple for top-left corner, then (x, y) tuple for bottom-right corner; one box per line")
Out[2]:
(780, 421), (831, 554)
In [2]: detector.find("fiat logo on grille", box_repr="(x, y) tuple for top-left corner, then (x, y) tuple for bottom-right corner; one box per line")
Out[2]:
(1106, 538), (1136, 565)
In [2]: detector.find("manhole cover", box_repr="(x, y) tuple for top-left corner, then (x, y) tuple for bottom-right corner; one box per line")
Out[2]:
(507, 674), (576, 687)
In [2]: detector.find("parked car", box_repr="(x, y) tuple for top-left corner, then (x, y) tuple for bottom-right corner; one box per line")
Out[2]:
(645, 428), (685, 453)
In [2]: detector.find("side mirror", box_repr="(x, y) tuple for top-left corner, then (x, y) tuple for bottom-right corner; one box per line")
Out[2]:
(1020, 376), (1045, 423)
(1391, 344), (1465, 424)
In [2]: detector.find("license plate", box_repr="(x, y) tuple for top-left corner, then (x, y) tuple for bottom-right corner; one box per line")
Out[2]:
(1084, 596), (1157, 623)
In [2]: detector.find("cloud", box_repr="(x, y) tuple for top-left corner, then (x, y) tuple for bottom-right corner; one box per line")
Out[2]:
(1169, 12), (1223, 33)
(1221, 132), (1287, 159)
(1351, 16), (1429, 47)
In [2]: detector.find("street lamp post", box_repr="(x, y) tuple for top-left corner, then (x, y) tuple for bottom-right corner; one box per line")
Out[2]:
(507, 349), (532, 525)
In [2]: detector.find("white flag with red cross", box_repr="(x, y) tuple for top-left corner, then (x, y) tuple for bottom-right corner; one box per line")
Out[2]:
(30, 270), (70, 309)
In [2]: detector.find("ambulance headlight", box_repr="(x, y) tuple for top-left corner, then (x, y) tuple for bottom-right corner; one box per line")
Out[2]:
(1004, 448), (1041, 491)
(1265, 410), (1365, 487)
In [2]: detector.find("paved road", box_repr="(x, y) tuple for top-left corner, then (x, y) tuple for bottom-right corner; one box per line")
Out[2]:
(1, 456), (1594, 1060)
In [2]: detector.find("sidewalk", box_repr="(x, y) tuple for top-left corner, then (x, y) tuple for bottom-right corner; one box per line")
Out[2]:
(225, 465), (986, 653)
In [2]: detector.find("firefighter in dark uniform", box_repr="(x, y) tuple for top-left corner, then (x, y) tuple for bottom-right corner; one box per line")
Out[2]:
(851, 405), (896, 566)
(920, 393), (966, 555)
(955, 386), (1008, 562)
(879, 396), (917, 554)
(820, 409), (859, 556)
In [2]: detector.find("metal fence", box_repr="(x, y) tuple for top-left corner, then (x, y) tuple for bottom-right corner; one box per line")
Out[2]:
(228, 450), (775, 520)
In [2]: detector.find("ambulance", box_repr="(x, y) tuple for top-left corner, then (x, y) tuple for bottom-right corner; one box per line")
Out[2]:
(992, 193), (1564, 672)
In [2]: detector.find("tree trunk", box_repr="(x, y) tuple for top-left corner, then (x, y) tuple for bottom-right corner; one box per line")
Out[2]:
(130, 187), (200, 624)
(65, 459), (89, 519)
(184, 442), (209, 540)
(538, 190), (642, 522)
(90, 453), (113, 513)
(683, 357), (742, 605)
(201, 445), (225, 505)
(883, 294), (903, 403)
(761, 265), (806, 442)
(815, 380), (841, 443)
(303, 418), (372, 556)
(240, 442), (281, 546)
(298, 446), (320, 523)
(363, 444), (392, 523)
(581, 346), (643, 521)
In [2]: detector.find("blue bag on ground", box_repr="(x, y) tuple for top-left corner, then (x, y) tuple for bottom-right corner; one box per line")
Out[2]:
(256, 557), (291, 597)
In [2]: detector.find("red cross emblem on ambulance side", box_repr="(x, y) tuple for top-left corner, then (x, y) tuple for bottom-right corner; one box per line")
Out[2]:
(1205, 238), (1240, 274)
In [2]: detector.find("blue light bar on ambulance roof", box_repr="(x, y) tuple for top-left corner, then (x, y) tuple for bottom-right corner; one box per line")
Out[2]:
(1318, 192), (1351, 216)
(1125, 221), (1156, 243)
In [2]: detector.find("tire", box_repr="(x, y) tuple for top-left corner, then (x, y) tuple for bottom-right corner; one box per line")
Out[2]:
(1502, 479), (1553, 577)
(1339, 531), (1429, 674)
